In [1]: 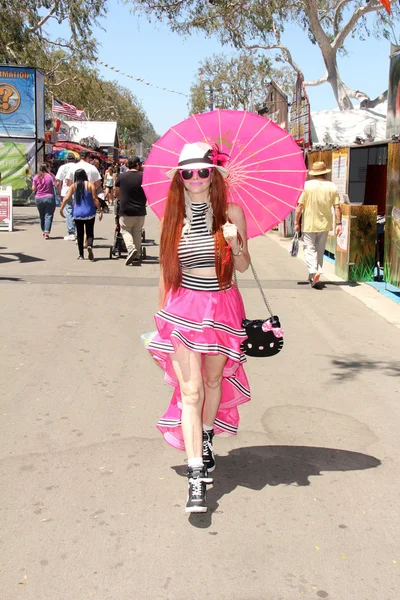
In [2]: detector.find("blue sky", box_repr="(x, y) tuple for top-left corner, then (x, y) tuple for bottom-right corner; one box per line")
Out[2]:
(49, 1), (398, 136)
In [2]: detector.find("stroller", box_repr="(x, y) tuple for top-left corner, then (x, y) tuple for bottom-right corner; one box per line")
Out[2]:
(109, 214), (146, 259)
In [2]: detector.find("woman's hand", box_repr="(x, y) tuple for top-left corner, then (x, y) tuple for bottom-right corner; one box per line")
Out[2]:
(98, 211), (103, 221)
(60, 209), (65, 219)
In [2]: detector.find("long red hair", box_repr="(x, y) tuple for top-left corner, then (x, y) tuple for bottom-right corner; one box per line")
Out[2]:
(160, 169), (234, 292)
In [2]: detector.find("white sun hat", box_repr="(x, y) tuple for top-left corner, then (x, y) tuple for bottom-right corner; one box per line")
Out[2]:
(166, 142), (230, 179)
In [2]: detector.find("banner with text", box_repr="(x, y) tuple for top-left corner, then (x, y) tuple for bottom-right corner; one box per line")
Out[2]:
(0, 66), (37, 138)
(0, 141), (36, 201)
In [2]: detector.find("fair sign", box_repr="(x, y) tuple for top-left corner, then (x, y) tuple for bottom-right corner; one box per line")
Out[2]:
(0, 186), (13, 231)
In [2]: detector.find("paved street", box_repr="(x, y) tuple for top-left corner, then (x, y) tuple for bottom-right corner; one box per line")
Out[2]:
(1, 207), (400, 600)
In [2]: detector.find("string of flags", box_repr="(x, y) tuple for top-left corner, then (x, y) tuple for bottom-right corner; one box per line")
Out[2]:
(93, 58), (189, 97)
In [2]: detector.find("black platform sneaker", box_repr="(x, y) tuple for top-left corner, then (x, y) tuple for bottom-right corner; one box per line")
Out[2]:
(202, 429), (215, 473)
(185, 467), (212, 513)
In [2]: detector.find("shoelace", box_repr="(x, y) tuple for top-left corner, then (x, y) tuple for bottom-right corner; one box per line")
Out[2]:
(189, 477), (204, 498)
(202, 434), (213, 457)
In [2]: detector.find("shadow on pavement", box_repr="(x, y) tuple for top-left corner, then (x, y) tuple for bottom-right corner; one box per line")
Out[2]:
(331, 355), (400, 380)
(297, 281), (360, 289)
(0, 276), (22, 282)
(13, 215), (39, 226)
(172, 445), (381, 528)
(0, 251), (44, 264)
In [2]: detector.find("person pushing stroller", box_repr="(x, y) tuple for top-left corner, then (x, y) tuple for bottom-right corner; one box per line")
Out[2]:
(114, 157), (147, 266)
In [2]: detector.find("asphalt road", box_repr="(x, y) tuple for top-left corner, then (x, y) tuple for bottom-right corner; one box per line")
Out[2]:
(1, 207), (399, 600)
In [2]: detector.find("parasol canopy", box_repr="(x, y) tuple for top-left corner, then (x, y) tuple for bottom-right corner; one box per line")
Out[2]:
(142, 109), (307, 239)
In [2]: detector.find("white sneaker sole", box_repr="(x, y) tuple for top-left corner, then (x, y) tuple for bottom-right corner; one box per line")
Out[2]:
(185, 505), (208, 513)
(125, 249), (138, 266)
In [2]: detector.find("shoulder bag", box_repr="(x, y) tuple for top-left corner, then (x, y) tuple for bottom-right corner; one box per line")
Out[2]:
(234, 262), (284, 358)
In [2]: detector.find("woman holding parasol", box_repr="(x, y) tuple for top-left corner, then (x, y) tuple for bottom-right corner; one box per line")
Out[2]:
(144, 109), (307, 514)
(147, 142), (251, 513)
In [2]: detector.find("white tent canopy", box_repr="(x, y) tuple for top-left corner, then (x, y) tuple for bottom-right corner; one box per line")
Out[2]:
(310, 104), (387, 146)
(65, 121), (118, 148)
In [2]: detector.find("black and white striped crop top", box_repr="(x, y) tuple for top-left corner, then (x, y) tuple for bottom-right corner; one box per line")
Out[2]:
(178, 202), (215, 269)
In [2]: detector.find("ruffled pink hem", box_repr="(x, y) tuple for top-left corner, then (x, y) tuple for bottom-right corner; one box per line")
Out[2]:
(147, 285), (251, 450)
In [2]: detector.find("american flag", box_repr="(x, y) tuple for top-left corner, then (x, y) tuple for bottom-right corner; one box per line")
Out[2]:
(52, 98), (86, 120)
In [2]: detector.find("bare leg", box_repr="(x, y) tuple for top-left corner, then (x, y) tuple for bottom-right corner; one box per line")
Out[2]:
(202, 354), (228, 426)
(171, 345), (204, 460)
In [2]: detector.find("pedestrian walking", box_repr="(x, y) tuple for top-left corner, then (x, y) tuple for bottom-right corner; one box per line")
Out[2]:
(105, 166), (115, 205)
(32, 164), (57, 239)
(60, 169), (103, 261)
(295, 161), (342, 286)
(65, 151), (102, 249)
(55, 153), (76, 241)
(146, 142), (251, 514)
(115, 157), (147, 266)
(65, 150), (102, 192)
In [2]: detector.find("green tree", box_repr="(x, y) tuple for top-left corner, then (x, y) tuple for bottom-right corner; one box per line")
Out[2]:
(189, 53), (294, 113)
(129, 0), (400, 110)
(0, 0), (107, 64)
(41, 51), (158, 147)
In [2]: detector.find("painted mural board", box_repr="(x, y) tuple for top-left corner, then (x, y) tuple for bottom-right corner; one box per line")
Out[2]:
(335, 204), (377, 281)
(384, 142), (400, 287)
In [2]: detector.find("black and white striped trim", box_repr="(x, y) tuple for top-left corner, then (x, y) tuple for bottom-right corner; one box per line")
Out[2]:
(170, 330), (242, 362)
(158, 309), (246, 337)
(181, 273), (223, 292)
(226, 376), (251, 398)
(214, 418), (238, 434)
(158, 418), (181, 427)
(149, 334), (247, 363)
(148, 340), (173, 352)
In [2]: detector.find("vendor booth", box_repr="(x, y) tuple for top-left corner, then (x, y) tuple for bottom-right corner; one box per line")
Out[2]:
(64, 121), (119, 163)
(307, 138), (400, 283)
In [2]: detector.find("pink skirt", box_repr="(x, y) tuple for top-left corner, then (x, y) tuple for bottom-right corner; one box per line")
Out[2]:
(147, 278), (251, 450)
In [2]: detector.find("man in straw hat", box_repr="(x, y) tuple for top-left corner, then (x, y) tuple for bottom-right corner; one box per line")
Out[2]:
(295, 161), (342, 287)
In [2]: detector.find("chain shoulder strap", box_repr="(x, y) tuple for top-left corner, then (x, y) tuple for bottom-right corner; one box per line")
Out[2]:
(233, 261), (274, 319)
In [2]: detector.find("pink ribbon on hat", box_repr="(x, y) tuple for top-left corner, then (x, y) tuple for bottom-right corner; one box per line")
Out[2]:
(210, 143), (229, 166)
(261, 320), (284, 338)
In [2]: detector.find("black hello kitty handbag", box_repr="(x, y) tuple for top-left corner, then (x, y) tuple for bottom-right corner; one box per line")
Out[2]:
(234, 262), (284, 358)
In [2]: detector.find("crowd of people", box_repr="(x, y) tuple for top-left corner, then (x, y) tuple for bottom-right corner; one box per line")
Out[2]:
(32, 151), (147, 263)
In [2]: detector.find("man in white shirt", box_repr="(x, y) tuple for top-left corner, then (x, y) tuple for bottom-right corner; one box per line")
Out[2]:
(65, 150), (102, 188)
(55, 153), (77, 240)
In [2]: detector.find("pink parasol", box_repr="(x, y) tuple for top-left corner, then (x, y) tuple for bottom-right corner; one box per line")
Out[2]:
(142, 109), (307, 239)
